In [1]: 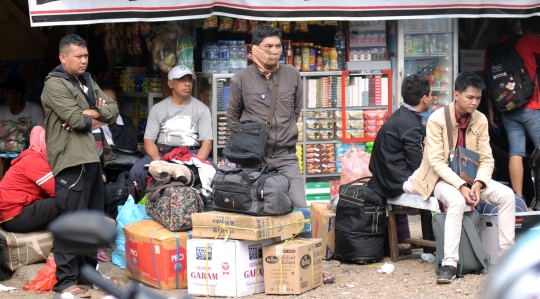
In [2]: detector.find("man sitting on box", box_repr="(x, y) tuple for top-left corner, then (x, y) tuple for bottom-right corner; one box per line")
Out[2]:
(413, 72), (515, 284)
(130, 65), (213, 194)
(367, 74), (432, 256)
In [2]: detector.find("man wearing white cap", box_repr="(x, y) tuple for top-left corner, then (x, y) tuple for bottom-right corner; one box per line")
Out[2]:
(130, 65), (212, 194)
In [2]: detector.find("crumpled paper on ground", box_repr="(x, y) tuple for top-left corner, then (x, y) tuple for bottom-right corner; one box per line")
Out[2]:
(377, 263), (395, 274)
(0, 284), (16, 292)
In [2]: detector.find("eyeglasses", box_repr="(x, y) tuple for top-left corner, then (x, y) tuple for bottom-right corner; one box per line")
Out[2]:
(173, 76), (194, 84)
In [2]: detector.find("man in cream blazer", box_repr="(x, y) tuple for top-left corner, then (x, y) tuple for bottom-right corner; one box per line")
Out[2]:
(413, 72), (515, 284)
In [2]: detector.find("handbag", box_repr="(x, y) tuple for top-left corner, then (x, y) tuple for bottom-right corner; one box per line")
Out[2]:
(106, 146), (143, 171)
(145, 180), (205, 231)
(223, 72), (280, 165)
(211, 164), (294, 216)
(444, 106), (480, 186)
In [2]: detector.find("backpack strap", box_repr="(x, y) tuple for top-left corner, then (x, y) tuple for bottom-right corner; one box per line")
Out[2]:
(462, 215), (491, 270)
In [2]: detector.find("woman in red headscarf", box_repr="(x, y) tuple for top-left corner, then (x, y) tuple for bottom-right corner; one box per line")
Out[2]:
(0, 126), (58, 233)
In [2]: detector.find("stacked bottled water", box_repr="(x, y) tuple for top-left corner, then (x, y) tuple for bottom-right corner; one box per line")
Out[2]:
(201, 43), (210, 73)
(238, 40), (247, 69)
(219, 41), (230, 74)
(229, 41), (239, 73)
(209, 42), (219, 74)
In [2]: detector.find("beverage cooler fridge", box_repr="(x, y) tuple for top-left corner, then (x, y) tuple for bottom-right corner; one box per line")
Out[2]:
(397, 19), (458, 124)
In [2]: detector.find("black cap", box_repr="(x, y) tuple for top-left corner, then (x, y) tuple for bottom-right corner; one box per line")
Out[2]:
(0, 78), (25, 93)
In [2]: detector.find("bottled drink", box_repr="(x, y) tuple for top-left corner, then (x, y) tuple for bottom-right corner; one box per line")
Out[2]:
(293, 44), (302, 71)
(334, 30), (346, 50)
(246, 44), (253, 66)
(316, 46), (323, 71)
(219, 41), (230, 74)
(238, 40), (247, 69)
(229, 41), (239, 73)
(329, 47), (338, 71)
(301, 43), (310, 72)
(337, 48), (346, 70)
(286, 40), (294, 66)
(433, 67), (442, 88)
(431, 96), (440, 112)
(309, 43), (316, 71)
(202, 43), (209, 73)
(209, 42), (219, 74)
(322, 47), (330, 71)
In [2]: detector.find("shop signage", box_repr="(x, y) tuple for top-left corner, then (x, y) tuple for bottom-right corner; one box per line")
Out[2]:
(460, 50), (486, 72)
(29, 0), (540, 27)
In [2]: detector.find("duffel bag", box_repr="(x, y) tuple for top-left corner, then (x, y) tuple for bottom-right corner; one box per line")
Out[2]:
(0, 228), (53, 271)
(211, 164), (294, 216)
(104, 171), (140, 219)
(145, 180), (205, 231)
(334, 177), (386, 264)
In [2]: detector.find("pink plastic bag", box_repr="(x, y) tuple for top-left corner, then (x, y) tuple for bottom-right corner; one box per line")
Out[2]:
(339, 148), (372, 185)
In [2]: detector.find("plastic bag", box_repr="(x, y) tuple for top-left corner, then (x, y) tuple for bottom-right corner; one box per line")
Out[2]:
(339, 148), (372, 185)
(111, 196), (150, 269)
(23, 259), (57, 294)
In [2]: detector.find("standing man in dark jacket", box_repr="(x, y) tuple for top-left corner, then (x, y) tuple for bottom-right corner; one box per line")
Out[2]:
(41, 34), (118, 298)
(368, 74), (431, 198)
(227, 25), (305, 208)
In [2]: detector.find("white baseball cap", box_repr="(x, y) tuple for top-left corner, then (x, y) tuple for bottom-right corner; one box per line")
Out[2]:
(167, 65), (196, 81)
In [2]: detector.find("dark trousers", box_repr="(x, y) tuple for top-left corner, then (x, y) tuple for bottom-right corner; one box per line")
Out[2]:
(52, 162), (104, 293)
(1, 197), (59, 233)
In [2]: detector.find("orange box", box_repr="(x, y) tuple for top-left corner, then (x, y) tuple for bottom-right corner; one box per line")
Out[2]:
(124, 220), (192, 290)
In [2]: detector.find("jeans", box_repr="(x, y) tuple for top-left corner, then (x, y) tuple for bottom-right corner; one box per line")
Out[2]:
(500, 108), (540, 156)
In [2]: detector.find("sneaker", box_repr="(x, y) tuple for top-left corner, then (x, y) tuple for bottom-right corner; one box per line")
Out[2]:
(436, 265), (457, 284)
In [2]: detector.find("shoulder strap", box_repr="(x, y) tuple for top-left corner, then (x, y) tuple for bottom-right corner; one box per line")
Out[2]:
(462, 215), (490, 270)
(265, 71), (281, 133)
(444, 106), (454, 150)
(68, 77), (96, 109)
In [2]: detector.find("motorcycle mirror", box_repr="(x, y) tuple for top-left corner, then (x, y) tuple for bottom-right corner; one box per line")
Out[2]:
(48, 211), (116, 254)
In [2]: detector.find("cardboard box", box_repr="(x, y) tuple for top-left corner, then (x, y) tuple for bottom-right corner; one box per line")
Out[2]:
(310, 203), (336, 260)
(479, 211), (540, 264)
(187, 238), (273, 297)
(263, 238), (323, 295)
(191, 211), (308, 241)
(124, 220), (191, 289)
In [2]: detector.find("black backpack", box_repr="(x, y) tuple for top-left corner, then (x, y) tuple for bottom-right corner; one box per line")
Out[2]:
(486, 35), (535, 113)
(104, 171), (140, 219)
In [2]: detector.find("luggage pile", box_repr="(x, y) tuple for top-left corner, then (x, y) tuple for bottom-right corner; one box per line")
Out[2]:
(119, 162), (320, 296)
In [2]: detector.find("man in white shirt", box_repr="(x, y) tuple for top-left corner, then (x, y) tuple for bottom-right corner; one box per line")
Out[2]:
(0, 77), (45, 127)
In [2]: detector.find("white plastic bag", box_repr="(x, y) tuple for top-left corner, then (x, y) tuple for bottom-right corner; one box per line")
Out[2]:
(339, 148), (372, 185)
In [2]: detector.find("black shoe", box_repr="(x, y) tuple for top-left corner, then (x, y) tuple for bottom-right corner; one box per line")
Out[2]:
(436, 265), (457, 284)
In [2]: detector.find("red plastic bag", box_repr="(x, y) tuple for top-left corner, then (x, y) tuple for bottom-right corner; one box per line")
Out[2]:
(23, 259), (57, 294)
(340, 148), (372, 185)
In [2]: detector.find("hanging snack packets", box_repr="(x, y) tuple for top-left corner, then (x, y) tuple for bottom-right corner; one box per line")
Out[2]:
(140, 22), (155, 51)
(218, 16), (233, 31)
(269, 21), (278, 28)
(233, 18), (248, 33)
(132, 22), (143, 56)
(203, 16), (218, 30)
(322, 21), (339, 26)
(248, 20), (260, 34)
(294, 21), (309, 33)
(125, 24), (134, 56)
(278, 21), (291, 34)
(309, 21), (322, 26)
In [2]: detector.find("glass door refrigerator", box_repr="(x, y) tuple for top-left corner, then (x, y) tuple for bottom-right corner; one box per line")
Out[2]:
(397, 19), (459, 124)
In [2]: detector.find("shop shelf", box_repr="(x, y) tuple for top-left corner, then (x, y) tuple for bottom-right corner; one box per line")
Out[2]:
(404, 53), (448, 58)
(305, 173), (340, 178)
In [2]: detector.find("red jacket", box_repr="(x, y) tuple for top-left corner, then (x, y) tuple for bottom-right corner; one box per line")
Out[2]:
(516, 33), (540, 110)
(0, 149), (55, 221)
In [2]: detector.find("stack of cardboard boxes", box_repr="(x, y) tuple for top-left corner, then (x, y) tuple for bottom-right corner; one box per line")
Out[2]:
(188, 210), (323, 296)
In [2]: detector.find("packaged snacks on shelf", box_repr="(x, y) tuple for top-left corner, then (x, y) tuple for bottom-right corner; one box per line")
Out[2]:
(319, 130), (334, 140)
(306, 130), (321, 141)
(365, 125), (383, 133)
(347, 109), (364, 119)
(365, 118), (386, 126)
(218, 17), (234, 31)
(364, 109), (388, 120)
(306, 119), (320, 130)
(349, 119), (364, 129)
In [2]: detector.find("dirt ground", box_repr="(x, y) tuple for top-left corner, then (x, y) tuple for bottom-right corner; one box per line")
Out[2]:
(0, 216), (489, 299)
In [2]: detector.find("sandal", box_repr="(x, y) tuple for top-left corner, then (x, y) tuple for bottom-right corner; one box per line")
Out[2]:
(58, 285), (91, 298)
(97, 251), (111, 263)
(323, 271), (335, 284)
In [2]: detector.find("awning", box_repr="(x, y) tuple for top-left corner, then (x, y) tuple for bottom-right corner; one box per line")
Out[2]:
(29, 0), (540, 27)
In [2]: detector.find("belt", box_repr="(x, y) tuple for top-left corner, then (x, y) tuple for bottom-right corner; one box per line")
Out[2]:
(158, 144), (200, 154)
